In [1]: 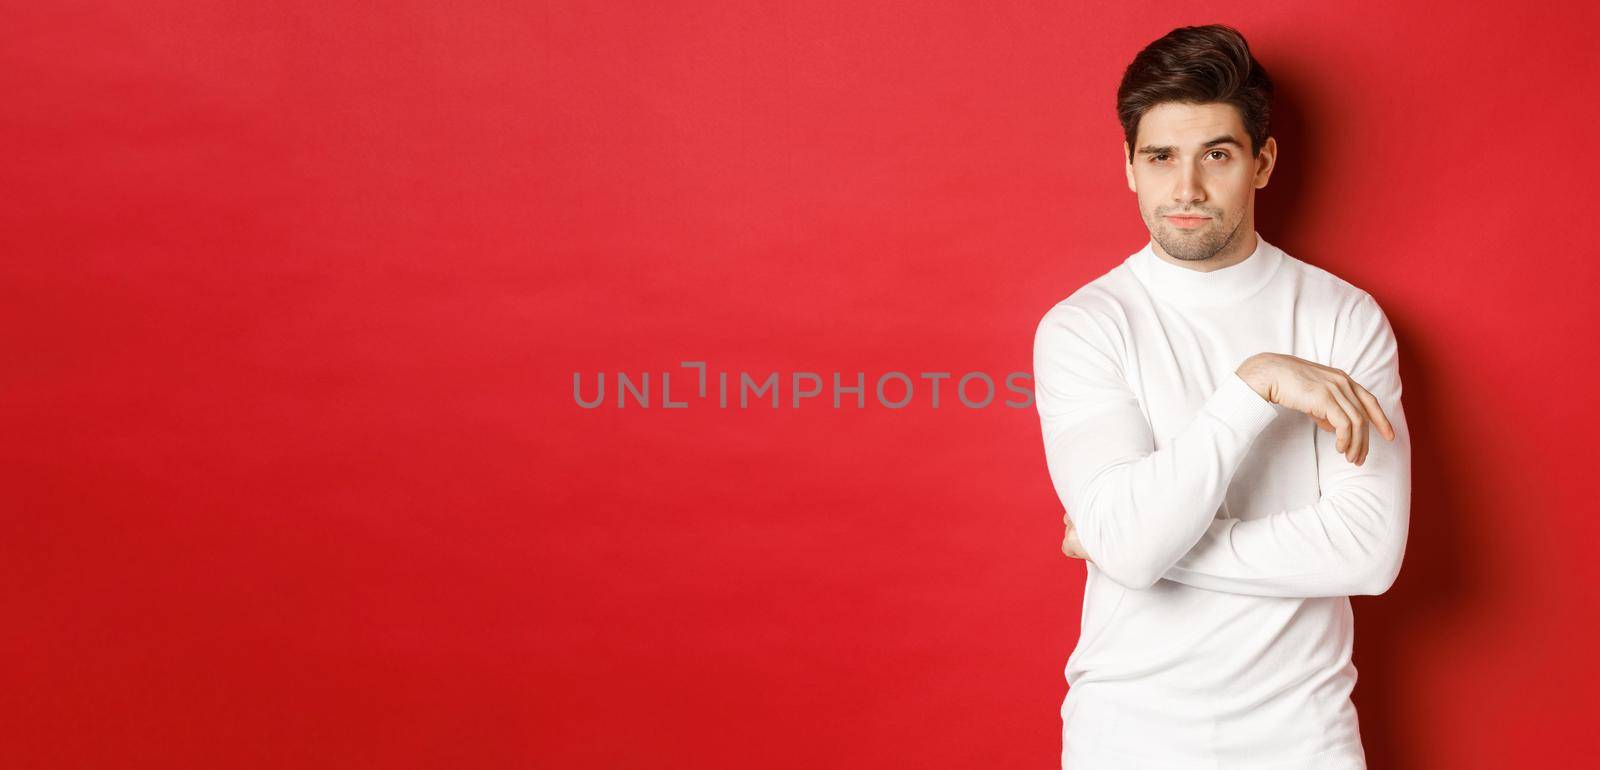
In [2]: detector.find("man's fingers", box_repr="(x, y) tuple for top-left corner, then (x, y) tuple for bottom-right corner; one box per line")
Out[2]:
(1337, 390), (1363, 461)
(1339, 379), (1374, 465)
(1351, 381), (1395, 441)
(1062, 531), (1083, 559)
(1275, 357), (1394, 460)
(1062, 526), (1091, 562)
(1324, 398), (1352, 457)
(1331, 380), (1369, 464)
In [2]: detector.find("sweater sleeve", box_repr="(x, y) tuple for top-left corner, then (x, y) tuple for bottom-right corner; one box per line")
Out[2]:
(1033, 301), (1280, 590)
(1159, 293), (1412, 597)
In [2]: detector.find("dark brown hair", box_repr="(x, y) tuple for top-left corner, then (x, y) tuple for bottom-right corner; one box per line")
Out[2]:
(1116, 25), (1274, 163)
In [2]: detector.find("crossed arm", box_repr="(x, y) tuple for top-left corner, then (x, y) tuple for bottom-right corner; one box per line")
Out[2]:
(1032, 295), (1411, 598)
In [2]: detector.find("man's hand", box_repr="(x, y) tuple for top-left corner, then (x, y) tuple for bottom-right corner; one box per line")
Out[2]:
(1061, 510), (1093, 563)
(1237, 353), (1397, 466)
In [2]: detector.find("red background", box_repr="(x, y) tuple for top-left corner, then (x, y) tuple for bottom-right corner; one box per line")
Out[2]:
(5, 2), (1598, 768)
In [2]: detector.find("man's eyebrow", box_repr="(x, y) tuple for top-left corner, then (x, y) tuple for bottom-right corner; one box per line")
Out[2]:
(1135, 135), (1245, 155)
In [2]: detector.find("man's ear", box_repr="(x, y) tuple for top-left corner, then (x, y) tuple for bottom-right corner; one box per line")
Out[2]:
(1253, 135), (1278, 189)
(1124, 141), (1136, 193)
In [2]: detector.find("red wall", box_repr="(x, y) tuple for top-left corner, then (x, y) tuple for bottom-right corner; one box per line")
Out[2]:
(5, 2), (1597, 767)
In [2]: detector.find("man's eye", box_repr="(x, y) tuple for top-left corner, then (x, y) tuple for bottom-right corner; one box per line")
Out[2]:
(1147, 151), (1229, 163)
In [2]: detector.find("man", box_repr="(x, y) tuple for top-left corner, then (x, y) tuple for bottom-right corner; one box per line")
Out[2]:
(1032, 24), (1411, 769)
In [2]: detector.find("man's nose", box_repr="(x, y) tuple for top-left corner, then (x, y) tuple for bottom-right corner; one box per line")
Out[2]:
(1174, 163), (1205, 205)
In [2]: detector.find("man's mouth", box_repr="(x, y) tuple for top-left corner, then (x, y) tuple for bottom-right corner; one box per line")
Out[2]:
(1165, 215), (1210, 229)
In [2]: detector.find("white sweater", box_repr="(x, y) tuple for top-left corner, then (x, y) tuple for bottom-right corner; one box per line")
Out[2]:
(1032, 232), (1410, 769)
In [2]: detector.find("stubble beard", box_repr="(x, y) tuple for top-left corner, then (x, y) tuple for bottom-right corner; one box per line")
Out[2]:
(1149, 209), (1244, 263)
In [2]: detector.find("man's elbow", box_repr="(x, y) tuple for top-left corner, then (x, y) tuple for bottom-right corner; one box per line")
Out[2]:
(1087, 549), (1166, 591)
(1071, 482), (1198, 592)
(1077, 518), (1191, 591)
(1354, 548), (1405, 596)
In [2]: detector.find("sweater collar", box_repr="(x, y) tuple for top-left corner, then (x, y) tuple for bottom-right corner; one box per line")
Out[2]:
(1128, 230), (1284, 308)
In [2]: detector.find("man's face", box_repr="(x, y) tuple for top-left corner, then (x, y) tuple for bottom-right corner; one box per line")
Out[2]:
(1124, 101), (1276, 262)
